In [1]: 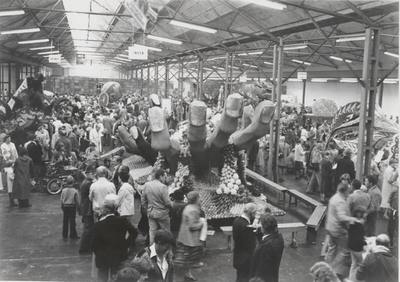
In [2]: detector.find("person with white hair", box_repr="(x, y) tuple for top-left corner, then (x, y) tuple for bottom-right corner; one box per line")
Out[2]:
(90, 123), (103, 153)
(356, 234), (398, 282)
(232, 203), (257, 282)
(92, 193), (138, 282)
(89, 166), (116, 220)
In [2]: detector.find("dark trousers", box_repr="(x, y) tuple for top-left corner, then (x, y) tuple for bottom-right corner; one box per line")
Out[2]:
(79, 215), (94, 252)
(365, 211), (378, 237)
(98, 266), (119, 282)
(62, 206), (78, 238)
(236, 267), (250, 282)
(388, 209), (398, 245)
(18, 199), (30, 208)
(102, 134), (111, 147)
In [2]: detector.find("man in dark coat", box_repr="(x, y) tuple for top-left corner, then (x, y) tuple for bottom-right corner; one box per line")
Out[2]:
(102, 115), (114, 147)
(92, 194), (138, 282)
(320, 151), (334, 201)
(334, 148), (355, 189)
(68, 126), (80, 158)
(233, 203), (257, 282)
(55, 126), (72, 157)
(250, 214), (284, 282)
(27, 135), (43, 183)
(78, 166), (96, 254)
(356, 234), (398, 282)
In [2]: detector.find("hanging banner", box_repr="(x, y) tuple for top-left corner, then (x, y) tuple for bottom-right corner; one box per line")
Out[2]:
(128, 46), (148, 60)
(14, 78), (28, 97)
(49, 54), (61, 63)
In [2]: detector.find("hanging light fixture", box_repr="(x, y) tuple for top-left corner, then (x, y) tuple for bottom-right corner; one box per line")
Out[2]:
(292, 59), (311, 66)
(18, 38), (49, 44)
(1, 27), (40, 35)
(147, 35), (182, 45)
(170, 20), (217, 34)
(0, 10), (25, 17)
(244, 0), (286, 10)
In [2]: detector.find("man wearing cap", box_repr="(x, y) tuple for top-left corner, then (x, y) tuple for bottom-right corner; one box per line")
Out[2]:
(232, 203), (257, 282)
(334, 148), (355, 189)
(141, 169), (173, 245)
(89, 166), (116, 220)
(92, 194), (138, 282)
(69, 126), (80, 158)
(79, 166), (96, 254)
(356, 234), (398, 282)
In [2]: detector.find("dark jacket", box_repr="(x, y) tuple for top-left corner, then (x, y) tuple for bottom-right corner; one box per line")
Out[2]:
(233, 216), (256, 271)
(250, 232), (284, 282)
(27, 141), (43, 163)
(68, 133), (79, 155)
(136, 246), (174, 282)
(335, 156), (355, 186)
(356, 249), (398, 282)
(12, 156), (34, 200)
(79, 178), (93, 217)
(92, 215), (138, 269)
(55, 135), (72, 156)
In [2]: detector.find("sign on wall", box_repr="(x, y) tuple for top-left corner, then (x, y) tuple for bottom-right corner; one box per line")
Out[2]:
(297, 71), (307, 80)
(49, 54), (61, 63)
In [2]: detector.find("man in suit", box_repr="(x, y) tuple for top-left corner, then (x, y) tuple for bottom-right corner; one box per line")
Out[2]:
(89, 166), (116, 220)
(141, 169), (173, 245)
(250, 214), (284, 282)
(334, 148), (355, 189)
(92, 194), (138, 282)
(232, 203), (257, 282)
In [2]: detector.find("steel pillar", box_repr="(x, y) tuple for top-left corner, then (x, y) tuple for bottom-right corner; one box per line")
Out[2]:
(356, 27), (381, 180)
(198, 57), (203, 100)
(155, 63), (159, 95)
(272, 38), (284, 183)
(268, 44), (278, 181)
(140, 66), (143, 96)
(165, 60), (169, 99)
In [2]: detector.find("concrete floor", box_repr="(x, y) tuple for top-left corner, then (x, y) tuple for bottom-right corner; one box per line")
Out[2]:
(0, 172), (397, 282)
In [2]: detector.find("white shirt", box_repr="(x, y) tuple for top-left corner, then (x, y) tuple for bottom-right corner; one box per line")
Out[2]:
(294, 143), (305, 162)
(117, 182), (135, 216)
(149, 244), (168, 279)
(89, 177), (116, 213)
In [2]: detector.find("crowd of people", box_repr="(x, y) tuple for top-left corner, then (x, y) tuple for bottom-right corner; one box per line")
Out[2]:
(0, 90), (398, 282)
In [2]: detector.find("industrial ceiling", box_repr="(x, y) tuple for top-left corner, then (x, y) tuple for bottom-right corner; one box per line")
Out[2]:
(0, 0), (398, 77)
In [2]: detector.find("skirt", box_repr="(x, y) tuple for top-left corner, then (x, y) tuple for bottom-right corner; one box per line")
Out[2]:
(174, 242), (203, 268)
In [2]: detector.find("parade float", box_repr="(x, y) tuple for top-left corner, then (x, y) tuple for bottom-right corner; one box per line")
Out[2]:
(119, 93), (286, 219)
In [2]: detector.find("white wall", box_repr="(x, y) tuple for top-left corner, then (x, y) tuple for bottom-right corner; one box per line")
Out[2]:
(64, 64), (120, 79)
(286, 81), (399, 118)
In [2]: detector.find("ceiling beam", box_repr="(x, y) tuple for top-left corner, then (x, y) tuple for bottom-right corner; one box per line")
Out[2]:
(23, 7), (132, 17)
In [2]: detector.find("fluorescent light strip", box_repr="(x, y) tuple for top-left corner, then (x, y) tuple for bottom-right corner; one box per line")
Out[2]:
(288, 78), (303, 82)
(292, 59), (311, 66)
(340, 78), (358, 83)
(242, 63), (258, 69)
(118, 54), (129, 58)
(336, 36), (365, 42)
(133, 44), (162, 52)
(170, 20), (217, 34)
(311, 78), (328, 83)
(29, 46), (55, 51)
(238, 51), (263, 56)
(210, 56), (227, 60)
(147, 34), (182, 45)
(245, 0), (286, 10)
(384, 52), (399, 58)
(383, 79), (398, 84)
(284, 44), (308, 51)
(330, 56), (352, 63)
(114, 57), (131, 62)
(264, 61), (274, 65)
(18, 38), (49, 44)
(0, 10), (25, 17)
(1, 27), (40, 35)
(38, 50), (60, 55)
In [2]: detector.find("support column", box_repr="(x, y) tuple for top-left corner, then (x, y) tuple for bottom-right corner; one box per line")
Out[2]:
(178, 60), (183, 101)
(165, 60), (169, 99)
(155, 63), (159, 95)
(198, 57), (203, 100)
(272, 38), (284, 183)
(147, 65), (150, 94)
(356, 27), (381, 180)
(268, 45), (278, 181)
(140, 66), (144, 96)
(302, 79), (307, 127)
(378, 83), (383, 107)
(224, 52), (231, 106)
